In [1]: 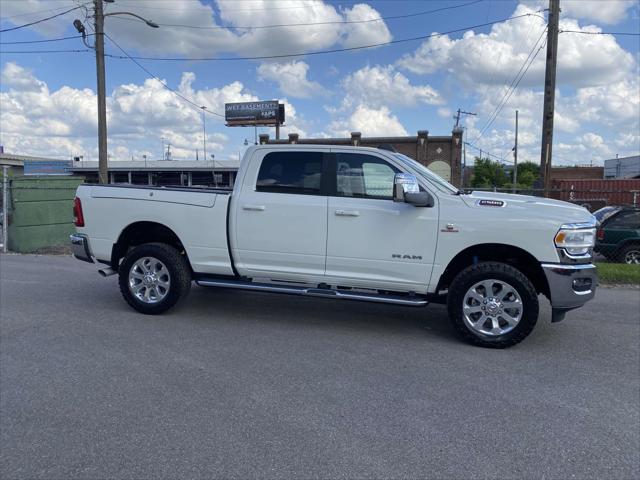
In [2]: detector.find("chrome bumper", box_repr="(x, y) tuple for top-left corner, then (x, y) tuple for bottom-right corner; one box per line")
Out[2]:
(541, 263), (597, 321)
(70, 234), (94, 263)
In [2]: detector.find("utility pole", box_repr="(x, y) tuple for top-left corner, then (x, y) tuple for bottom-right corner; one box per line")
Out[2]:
(94, 0), (108, 184)
(201, 106), (207, 161)
(462, 137), (467, 188)
(513, 109), (518, 193)
(454, 109), (475, 188)
(454, 108), (476, 127)
(2, 166), (8, 253)
(75, 1), (158, 184)
(540, 0), (560, 197)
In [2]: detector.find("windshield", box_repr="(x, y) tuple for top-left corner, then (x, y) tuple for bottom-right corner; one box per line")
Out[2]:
(392, 153), (459, 194)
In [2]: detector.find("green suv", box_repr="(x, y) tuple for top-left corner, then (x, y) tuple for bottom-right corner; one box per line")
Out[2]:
(594, 206), (640, 264)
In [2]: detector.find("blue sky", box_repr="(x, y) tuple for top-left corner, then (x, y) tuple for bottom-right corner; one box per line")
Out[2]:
(1, 0), (639, 165)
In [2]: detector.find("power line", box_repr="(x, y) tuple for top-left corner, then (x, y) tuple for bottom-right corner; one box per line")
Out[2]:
(110, 0), (484, 30)
(559, 29), (640, 36)
(103, 11), (543, 62)
(0, 3), (82, 20)
(0, 4), (87, 33)
(465, 141), (514, 164)
(472, 26), (548, 144)
(0, 34), (92, 45)
(0, 49), (91, 54)
(0, 11), (544, 61)
(473, 26), (547, 142)
(102, 31), (225, 118)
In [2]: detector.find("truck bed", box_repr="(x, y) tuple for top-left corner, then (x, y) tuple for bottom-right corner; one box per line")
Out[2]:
(75, 183), (235, 276)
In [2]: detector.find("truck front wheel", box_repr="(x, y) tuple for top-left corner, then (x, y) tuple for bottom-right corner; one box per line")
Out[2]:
(447, 262), (539, 348)
(118, 243), (191, 314)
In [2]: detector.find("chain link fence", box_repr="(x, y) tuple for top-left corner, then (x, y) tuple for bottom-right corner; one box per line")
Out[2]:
(1, 176), (83, 253)
(1, 176), (639, 263)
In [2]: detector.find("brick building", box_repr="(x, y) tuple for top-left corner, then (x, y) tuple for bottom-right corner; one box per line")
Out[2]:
(550, 166), (604, 181)
(260, 128), (464, 186)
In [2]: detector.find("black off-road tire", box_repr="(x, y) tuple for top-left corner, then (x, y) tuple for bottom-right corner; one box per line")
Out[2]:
(447, 262), (539, 348)
(118, 243), (191, 314)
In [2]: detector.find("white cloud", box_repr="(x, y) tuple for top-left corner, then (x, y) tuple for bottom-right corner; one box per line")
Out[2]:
(579, 132), (613, 158)
(340, 65), (442, 110)
(396, 34), (455, 76)
(560, 0), (637, 25)
(328, 105), (408, 137)
(257, 61), (324, 98)
(567, 77), (640, 126)
(615, 131), (640, 150)
(0, 0), (392, 59)
(393, 3), (639, 167)
(340, 3), (392, 48)
(0, 63), (259, 161)
(276, 98), (308, 138)
(465, 77), (640, 166)
(397, 4), (635, 89)
(0, 62), (46, 92)
(437, 108), (452, 119)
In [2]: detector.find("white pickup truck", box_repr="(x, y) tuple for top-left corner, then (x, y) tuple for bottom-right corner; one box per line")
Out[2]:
(71, 145), (597, 348)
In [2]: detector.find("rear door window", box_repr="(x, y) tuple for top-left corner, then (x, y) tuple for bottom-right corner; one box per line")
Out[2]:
(256, 152), (323, 195)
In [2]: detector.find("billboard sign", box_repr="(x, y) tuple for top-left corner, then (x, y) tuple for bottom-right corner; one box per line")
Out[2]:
(225, 101), (284, 125)
(24, 160), (73, 176)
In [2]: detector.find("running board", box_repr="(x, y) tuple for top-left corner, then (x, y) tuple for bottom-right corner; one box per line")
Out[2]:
(195, 278), (428, 307)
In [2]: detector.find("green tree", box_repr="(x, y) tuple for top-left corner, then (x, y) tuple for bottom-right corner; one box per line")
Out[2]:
(471, 157), (509, 188)
(504, 161), (541, 189)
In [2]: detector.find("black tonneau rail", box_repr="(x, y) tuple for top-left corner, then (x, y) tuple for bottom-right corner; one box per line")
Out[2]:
(84, 183), (232, 195)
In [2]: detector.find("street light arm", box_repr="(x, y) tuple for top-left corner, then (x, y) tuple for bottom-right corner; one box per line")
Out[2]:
(103, 11), (159, 28)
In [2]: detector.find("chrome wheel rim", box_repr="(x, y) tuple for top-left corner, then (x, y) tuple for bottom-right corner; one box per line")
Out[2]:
(624, 250), (640, 264)
(462, 279), (523, 337)
(128, 257), (171, 304)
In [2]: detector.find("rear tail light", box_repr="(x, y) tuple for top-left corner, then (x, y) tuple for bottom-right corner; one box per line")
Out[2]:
(596, 228), (604, 240)
(73, 197), (85, 227)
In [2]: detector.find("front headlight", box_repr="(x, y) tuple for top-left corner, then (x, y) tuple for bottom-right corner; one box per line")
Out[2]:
(554, 226), (596, 256)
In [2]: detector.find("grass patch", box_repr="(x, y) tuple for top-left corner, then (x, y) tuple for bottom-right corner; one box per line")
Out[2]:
(596, 262), (640, 285)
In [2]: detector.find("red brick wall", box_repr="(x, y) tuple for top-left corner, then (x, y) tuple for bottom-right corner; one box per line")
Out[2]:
(551, 167), (603, 181)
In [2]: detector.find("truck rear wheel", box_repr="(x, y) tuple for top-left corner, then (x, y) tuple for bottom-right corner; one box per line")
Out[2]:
(118, 243), (191, 314)
(447, 262), (539, 348)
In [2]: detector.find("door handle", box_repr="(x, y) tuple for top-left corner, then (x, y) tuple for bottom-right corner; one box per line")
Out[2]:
(335, 209), (359, 217)
(243, 205), (266, 211)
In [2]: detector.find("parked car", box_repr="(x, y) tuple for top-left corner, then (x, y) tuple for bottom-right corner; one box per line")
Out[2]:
(594, 206), (640, 264)
(70, 145), (598, 348)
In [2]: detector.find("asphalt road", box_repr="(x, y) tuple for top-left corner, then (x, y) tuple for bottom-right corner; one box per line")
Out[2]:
(1, 254), (639, 479)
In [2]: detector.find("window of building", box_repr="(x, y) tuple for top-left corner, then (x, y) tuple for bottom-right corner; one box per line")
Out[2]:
(131, 172), (150, 185)
(112, 172), (129, 183)
(256, 152), (323, 195)
(155, 172), (182, 187)
(335, 153), (398, 199)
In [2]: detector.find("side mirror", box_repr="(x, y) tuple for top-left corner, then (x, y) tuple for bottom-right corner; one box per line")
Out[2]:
(405, 191), (434, 207)
(393, 173), (434, 207)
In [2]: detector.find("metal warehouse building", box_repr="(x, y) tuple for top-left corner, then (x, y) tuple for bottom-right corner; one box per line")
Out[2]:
(604, 155), (640, 179)
(69, 160), (240, 187)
